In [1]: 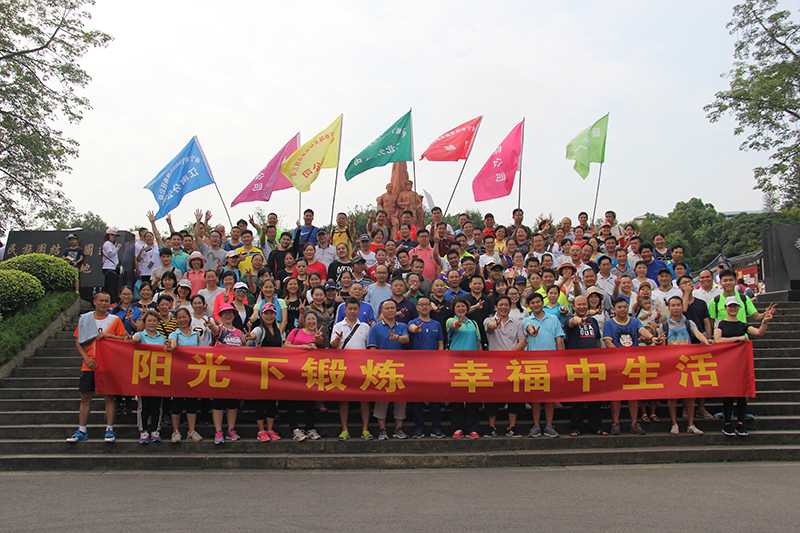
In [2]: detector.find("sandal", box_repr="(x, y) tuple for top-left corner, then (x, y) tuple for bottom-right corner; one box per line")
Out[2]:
(641, 414), (650, 423)
(594, 429), (608, 436)
(650, 414), (660, 423)
(570, 430), (581, 437)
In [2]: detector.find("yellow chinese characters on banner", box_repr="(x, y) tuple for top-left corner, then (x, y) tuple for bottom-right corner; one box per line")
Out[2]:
(94, 341), (752, 402)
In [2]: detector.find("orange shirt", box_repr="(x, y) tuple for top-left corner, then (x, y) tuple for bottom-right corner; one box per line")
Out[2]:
(74, 314), (127, 371)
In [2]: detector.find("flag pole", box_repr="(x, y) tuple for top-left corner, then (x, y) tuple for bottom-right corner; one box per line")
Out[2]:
(194, 135), (233, 227)
(330, 114), (345, 228)
(298, 191), (301, 221)
(443, 116), (483, 216)
(590, 163), (603, 225)
(409, 108), (418, 197)
(517, 118), (525, 210)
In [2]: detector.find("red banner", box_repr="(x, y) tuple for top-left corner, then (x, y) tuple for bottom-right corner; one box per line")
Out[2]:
(94, 339), (755, 402)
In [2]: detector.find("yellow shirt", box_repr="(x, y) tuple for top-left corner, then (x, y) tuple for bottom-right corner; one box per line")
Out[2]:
(236, 245), (264, 275)
(330, 226), (353, 254)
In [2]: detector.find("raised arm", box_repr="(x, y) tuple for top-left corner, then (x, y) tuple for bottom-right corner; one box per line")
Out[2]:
(147, 211), (165, 249)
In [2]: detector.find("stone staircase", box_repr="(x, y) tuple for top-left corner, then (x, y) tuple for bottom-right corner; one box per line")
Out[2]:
(1, 302), (799, 470)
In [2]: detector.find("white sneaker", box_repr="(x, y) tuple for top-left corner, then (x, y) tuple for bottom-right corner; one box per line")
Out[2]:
(670, 424), (679, 435)
(187, 430), (203, 442)
(306, 429), (321, 440)
(292, 428), (307, 442)
(687, 424), (704, 435)
(171, 430), (182, 443)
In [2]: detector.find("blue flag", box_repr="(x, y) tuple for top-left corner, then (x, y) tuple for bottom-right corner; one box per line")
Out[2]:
(143, 136), (216, 220)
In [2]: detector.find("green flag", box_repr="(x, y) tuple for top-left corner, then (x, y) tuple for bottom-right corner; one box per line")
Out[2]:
(565, 113), (609, 179)
(345, 111), (413, 180)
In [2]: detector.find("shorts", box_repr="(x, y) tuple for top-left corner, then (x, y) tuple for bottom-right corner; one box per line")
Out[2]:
(79, 370), (95, 393)
(212, 398), (239, 410)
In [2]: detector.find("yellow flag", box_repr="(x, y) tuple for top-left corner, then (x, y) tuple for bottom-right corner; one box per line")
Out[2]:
(280, 114), (342, 192)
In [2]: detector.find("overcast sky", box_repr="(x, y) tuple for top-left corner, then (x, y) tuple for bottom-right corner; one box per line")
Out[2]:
(57, 0), (769, 231)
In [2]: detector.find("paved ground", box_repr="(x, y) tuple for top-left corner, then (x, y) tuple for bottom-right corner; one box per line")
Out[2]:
(2, 462), (798, 532)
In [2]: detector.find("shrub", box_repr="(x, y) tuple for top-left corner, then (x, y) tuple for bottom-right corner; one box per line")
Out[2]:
(0, 292), (78, 364)
(0, 270), (45, 313)
(0, 253), (78, 292)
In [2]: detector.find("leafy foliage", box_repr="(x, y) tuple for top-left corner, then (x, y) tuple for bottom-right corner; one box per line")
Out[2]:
(35, 207), (108, 231)
(0, 0), (113, 233)
(630, 197), (794, 270)
(706, 0), (800, 207)
(0, 291), (77, 364)
(0, 253), (77, 291)
(0, 270), (45, 313)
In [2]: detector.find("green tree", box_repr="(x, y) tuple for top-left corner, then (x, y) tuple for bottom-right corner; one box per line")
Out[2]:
(705, 0), (800, 207)
(35, 206), (107, 231)
(0, 0), (112, 234)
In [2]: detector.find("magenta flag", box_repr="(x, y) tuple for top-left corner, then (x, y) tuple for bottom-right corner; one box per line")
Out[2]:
(471, 120), (524, 202)
(231, 133), (301, 207)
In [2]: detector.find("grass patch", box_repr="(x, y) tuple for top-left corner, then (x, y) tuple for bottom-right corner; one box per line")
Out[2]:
(0, 292), (79, 365)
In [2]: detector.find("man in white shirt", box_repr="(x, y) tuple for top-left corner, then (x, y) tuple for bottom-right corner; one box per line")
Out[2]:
(314, 229), (336, 268)
(692, 269), (722, 305)
(652, 268), (682, 307)
(331, 298), (373, 440)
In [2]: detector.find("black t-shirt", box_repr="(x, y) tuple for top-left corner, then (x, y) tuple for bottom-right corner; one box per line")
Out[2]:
(717, 320), (749, 340)
(328, 261), (354, 283)
(683, 298), (710, 344)
(285, 298), (302, 331)
(267, 249), (291, 275)
(564, 315), (601, 350)
(430, 296), (454, 335)
(466, 294), (495, 348)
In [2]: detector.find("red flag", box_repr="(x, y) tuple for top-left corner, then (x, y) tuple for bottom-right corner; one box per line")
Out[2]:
(419, 116), (482, 161)
(472, 120), (524, 202)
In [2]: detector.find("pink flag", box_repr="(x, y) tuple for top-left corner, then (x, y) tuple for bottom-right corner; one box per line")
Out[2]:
(471, 120), (524, 202)
(231, 133), (300, 207)
(420, 116), (482, 161)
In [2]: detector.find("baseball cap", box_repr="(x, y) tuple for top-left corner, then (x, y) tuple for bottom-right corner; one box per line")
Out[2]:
(724, 296), (741, 307)
(513, 275), (527, 285)
(105, 228), (118, 235)
(324, 280), (337, 290)
(233, 281), (248, 291)
(66, 233), (78, 240)
(600, 221), (611, 227)
(658, 267), (672, 276)
(177, 279), (192, 289)
(261, 302), (277, 313)
(360, 234), (370, 242)
(316, 228), (328, 236)
(217, 303), (236, 314)
(353, 256), (366, 263)
(225, 250), (240, 258)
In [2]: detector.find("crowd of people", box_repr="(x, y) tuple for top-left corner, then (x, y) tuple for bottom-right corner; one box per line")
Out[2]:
(66, 206), (776, 445)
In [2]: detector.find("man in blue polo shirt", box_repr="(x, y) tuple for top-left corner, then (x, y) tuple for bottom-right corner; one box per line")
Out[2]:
(408, 296), (445, 439)
(443, 269), (468, 303)
(523, 292), (564, 439)
(334, 282), (375, 324)
(368, 299), (410, 440)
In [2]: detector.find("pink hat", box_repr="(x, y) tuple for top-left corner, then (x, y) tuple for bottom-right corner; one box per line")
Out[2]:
(261, 302), (277, 313)
(217, 303), (236, 315)
(188, 251), (206, 266)
(105, 228), (118, 235)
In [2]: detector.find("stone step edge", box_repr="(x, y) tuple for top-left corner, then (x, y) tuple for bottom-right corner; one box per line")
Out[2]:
(1, 445), (799, 470)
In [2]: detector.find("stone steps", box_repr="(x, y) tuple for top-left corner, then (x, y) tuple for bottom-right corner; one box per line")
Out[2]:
(2, 445), (799, 471)
(1, 310), (799, 470)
